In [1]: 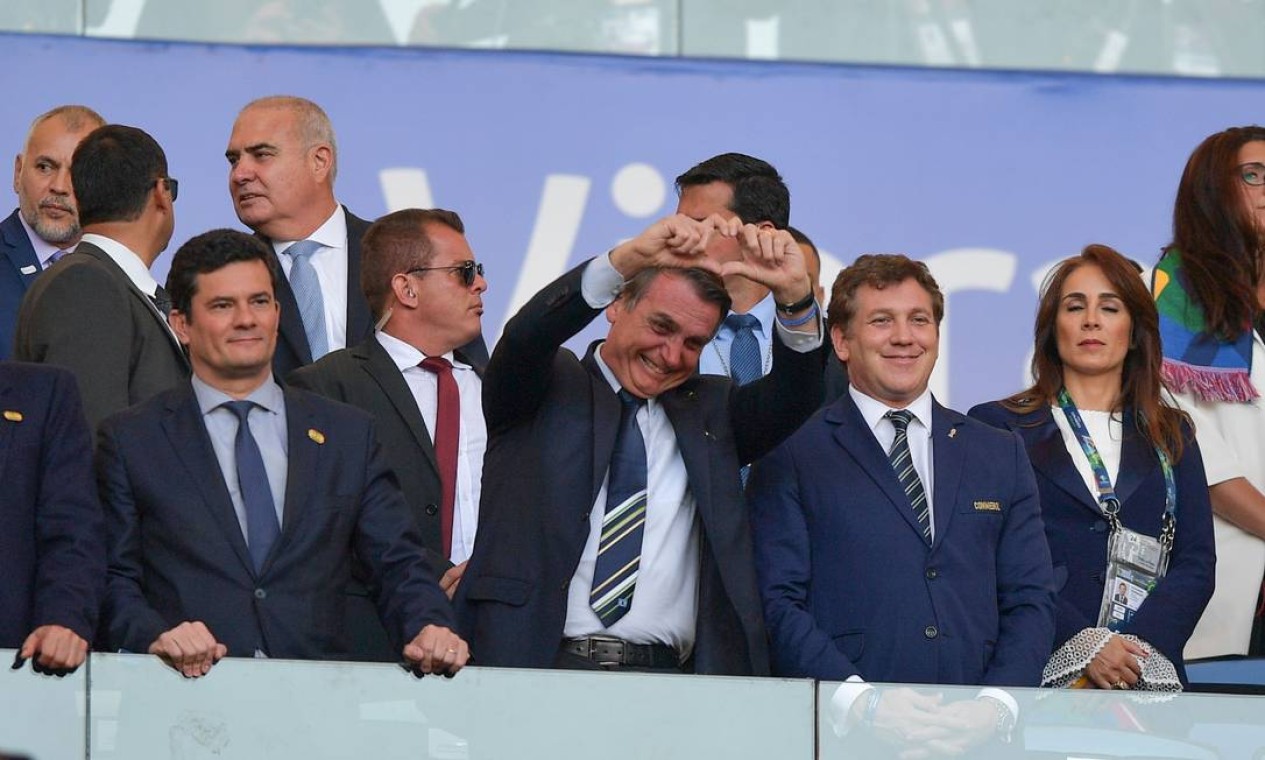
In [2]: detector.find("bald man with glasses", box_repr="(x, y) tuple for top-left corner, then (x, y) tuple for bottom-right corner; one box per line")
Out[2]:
(290, 208), (489, 662)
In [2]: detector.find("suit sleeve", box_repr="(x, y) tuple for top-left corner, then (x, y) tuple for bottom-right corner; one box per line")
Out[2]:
(98, 420), (172, 653)
(30, 370), (106, 642)
(483, 260), (601, 434)
(353, 420), (456, 649)
(749, 439), (862, 680)
(1120, 427), (1216, 665)
(729, 331), (826, 465)
(984, 431), (1057, 686)
(19, 264), (137, 431)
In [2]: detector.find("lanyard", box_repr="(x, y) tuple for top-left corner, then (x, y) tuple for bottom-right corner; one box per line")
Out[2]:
(1055, 388), (1177, 548)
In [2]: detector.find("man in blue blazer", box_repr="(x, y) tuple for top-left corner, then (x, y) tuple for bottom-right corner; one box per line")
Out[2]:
(0, 361), (104, 673)
(456, 214), (824, 675)
(1, 105), (104, 359)
(99, 229), (467, 678)
(750, 254), (1055, 691)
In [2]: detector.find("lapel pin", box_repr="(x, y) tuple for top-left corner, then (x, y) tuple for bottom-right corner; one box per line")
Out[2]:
(308, 428), (326, 445)
(19, 265), (37, 275)
(948, 428), (957, 439)
(3, 410), (22, 422)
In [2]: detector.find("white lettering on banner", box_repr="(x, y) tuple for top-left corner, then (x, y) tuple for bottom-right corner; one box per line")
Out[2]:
(924, 248), (1017, 407)
(380, 168), (435, 211)
(501, 175), (592, 336)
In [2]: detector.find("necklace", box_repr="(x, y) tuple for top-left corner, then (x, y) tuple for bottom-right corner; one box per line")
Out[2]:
(710, 336), (773, 380)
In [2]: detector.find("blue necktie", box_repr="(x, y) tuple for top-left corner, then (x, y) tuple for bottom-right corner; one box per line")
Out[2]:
(223, 400), (280, 572)
(591, 390), (648, 626)
(726, 313), (762, 386)
(286, 240), (329, 360)
(886, 410), (931, 544)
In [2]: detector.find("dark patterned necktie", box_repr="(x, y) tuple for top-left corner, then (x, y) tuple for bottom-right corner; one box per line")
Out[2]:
(590, 390), (648, 626)
(886, 409), (931, 544)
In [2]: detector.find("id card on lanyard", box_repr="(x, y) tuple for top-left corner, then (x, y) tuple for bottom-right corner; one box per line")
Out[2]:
(1055, 389), (1177, 632)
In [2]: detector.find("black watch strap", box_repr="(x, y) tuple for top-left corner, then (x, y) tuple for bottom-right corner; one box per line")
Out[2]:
(777, 290), (815, 315)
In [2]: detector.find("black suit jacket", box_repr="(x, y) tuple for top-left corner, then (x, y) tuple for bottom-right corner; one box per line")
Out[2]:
(0, 362), (105, 646)
(268, 207), (490, 379)
(98, 382), (455, 660)
(13, 240), (189, 431)
(0, 210), (42, 361)
(455, 259), (825, 675)
(289, 334), (483, 660)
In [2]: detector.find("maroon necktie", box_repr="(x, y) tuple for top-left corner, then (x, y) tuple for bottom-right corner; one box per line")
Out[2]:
(420, 356), (458, 557)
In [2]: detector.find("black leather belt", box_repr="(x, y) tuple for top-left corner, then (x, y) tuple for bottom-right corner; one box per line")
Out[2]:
(564, 637), (680, 669)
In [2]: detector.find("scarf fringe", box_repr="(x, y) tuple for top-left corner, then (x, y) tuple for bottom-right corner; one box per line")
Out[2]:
(1162, 358), (1259, 403)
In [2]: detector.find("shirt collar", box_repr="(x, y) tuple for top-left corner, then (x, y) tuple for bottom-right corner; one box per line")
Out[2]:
(592, 341), (658, 410)
(724, 293), (775, 338)
(17, 213), (64, 267)
(275, 204), (346, 256)
(849, 385), (934, 436)
(376, 329), (471, 372)
(80, 233), (159, 296)
(191, 373), (285, 416)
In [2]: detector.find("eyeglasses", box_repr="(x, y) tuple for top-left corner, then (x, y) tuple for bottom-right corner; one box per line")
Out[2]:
(405, 260), (484, 287)
(1239, 162), (1265, 187)
(155, 176), (179, 201)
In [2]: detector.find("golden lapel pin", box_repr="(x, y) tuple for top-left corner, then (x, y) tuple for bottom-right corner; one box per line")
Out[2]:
(3, 410), (22, 422)
(308, 428), (326, 445)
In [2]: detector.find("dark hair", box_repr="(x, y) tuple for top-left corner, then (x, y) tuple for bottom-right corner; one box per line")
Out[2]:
(1004, 244), (1186, 462)
(72, 125), (168, 227)
(1167, 125), (1265, 340)
(360, 208), (466, 319)
(675, 153), (790, 229)
(167, 229), (278, 318)
(827, 254), (944, 335)
(619, 267), (732, 334)
(788, 225), (820, 281)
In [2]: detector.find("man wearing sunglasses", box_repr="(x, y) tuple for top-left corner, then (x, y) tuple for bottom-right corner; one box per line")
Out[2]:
(291, 209), (487, 661)
(14, 124), (188, 431)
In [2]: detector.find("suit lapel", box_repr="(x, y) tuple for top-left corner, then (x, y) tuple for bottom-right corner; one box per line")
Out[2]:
(929, 401), (964, 547)
(344, 209), (372, 345)
(361, 336), (438, 473)
(661, 383), (712, 526)
(1021, 410), (1102, 515)
(1114, 412), (1156, 508)
(0, 212), (42, 288)
(161, 386), (256, 575)
(275, 389), (320, 563)
(81, 244), (188, 365)
(0, 373), (16, 480)
(582, 345), (620, 507)
(827, 395), (928, 540)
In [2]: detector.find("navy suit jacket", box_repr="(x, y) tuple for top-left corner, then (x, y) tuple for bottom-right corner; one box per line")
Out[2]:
(969, 402), (1215, 684)
(0, 362), (105, 646)
(750, 391), (1056, 685)
(0, 210), (43, 361)
(98, 381), (454, 660)
(455, 259), (825, 675)
(267, 208), (489, 379)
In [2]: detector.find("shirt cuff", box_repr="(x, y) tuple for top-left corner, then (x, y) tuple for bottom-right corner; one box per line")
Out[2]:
(580, 253), (626, 309)
(827, 676), (872, 737)
(773, 305), (823, 353)
(976, 687), (1018, 722)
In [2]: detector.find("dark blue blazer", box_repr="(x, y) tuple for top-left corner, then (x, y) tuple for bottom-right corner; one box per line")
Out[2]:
(750, 391), (1056, 685)
(0, 362), (105, 646)
(98, 382), (454, 660)
(969, 401), (1215, 684)
(455, 259), (825, 675)
(0, 210), (43, 361)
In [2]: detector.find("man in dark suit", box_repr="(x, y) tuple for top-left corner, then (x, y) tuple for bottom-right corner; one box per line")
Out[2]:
(225, 96), (487, 378)
(2, 106), (105, 360)
(14, 125), (189, 431)
(99, 228), (467, 678)
(749, 254), (1054, 746)
(456, 213), (825, 675)
(0, 361), (104, 674)
(290, 208), (488, 660)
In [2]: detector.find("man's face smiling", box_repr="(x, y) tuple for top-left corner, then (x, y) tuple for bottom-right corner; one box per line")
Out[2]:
(601, 272), (721, 399)
(832, 278), (939, 407)
(171, 259), (280, 391)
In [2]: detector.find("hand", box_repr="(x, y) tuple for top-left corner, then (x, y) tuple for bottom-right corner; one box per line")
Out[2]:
(11, 625), (88, 675)
(402, 624), (469, 678)
(905, 698), (1000, 757)
(718, 225), (812, 307)
(148, 621), (227, 678)
(1084, 634), (1146, 689)
(866, 687), (949, 753)
(608, 214), (735, 278)
(439, 561), (467, 600)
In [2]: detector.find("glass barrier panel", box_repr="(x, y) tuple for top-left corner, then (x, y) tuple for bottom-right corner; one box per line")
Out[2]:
(818, 679), (1265, 759)
(0, 648), (87, 760)
(90, 653), (813, 759)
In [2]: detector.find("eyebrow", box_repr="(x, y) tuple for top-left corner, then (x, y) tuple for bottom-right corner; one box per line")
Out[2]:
(1061, 291), (1122, 301)
(225, 141), (279, 159)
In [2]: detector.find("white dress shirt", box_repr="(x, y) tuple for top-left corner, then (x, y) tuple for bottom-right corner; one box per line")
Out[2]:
(698, 294), (776, 378)
(377, 330), (485, 565)
(1051, 406), (1122, 500)
(273, 205), (349, 353)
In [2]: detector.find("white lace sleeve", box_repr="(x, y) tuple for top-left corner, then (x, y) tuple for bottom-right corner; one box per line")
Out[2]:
(1042, 628), (1182, 692)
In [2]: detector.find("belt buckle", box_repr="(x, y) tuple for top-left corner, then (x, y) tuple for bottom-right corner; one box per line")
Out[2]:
(593, 637), (624, 668)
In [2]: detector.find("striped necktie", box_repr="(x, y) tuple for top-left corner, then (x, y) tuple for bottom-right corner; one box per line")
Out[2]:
(886, 409), (931, 544)
(590, 389), (648, 626)
(286, 240), (329, 360)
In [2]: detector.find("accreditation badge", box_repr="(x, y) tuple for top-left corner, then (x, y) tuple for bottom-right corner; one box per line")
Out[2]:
(1097, 526), (1170, 631)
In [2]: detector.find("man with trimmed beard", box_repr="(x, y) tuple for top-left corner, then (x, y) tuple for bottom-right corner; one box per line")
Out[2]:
(1, 106), (105, 359)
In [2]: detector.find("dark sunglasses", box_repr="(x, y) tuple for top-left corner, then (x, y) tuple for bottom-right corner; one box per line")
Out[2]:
(405, 260), (484, 287)
(155, 176), (179, 201)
